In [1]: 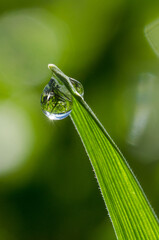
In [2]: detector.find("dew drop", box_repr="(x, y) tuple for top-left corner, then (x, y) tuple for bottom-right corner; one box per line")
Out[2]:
(70, 78), (84, 97)
(40, 66), (84, 120)
(40, 77), (73, 120)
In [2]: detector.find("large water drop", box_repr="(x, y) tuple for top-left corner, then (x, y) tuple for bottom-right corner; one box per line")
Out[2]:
(41, 77), (73, 120)
(40, 68), (84, 120)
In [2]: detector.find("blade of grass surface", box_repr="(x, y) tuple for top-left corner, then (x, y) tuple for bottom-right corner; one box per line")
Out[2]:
(70, 97), (159, 240)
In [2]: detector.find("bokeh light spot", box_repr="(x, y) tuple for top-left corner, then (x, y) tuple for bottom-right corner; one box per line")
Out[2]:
(0, 9), (68, 86)
(0, 101), (34, 175)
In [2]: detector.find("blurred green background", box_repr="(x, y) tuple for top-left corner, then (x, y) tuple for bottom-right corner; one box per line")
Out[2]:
(0, 0), (159, 239)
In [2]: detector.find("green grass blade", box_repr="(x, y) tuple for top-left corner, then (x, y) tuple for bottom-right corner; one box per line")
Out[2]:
(47, 64), (159, 239)
(70, 97), (159, 240)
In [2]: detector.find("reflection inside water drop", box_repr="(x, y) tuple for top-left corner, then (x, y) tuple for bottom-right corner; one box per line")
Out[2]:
(40, 76), (84, 120)
(41, 77), (73, 120)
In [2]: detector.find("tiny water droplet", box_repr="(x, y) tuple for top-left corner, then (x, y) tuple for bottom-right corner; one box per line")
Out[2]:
(40, 77), (73, 120)
(70, 78), (84, 97)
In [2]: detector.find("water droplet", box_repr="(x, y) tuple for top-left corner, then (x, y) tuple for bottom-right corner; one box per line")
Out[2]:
(40, 64), (84, 120)
(40, 77), (73, 120)
(70, 78), (84, 97)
